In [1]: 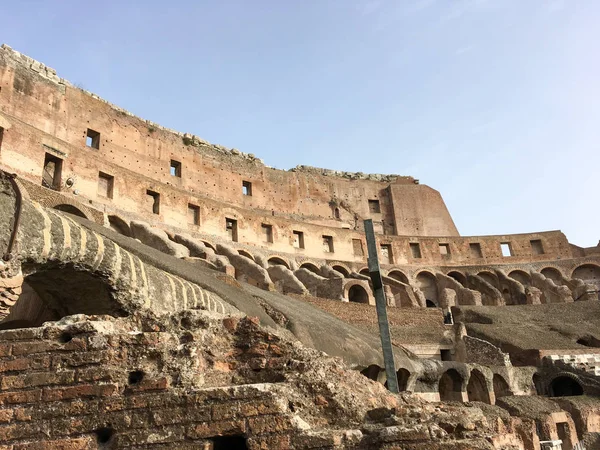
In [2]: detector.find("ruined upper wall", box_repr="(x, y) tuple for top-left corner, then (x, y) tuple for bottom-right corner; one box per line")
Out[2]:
(0, 43), (460, 239)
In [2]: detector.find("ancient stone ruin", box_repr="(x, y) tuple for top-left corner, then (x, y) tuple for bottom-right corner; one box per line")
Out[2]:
(0, 44), (599, 449)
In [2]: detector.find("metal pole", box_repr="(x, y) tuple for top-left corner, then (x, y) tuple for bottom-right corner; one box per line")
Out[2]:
(364, 219), (399, 393)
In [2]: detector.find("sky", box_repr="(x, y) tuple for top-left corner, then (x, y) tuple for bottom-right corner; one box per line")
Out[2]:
(3, 0), (600, 246)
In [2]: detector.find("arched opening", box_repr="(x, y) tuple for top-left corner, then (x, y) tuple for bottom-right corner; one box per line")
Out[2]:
(359, 268), (370, 276)
(508, 270), (531, 287)
(425, 300), (437, 308)
(202, 241), (216, 252)
(532, 373), (543, 395)
(447, 271), (466, 287)
(478, 271), (499, 289)
(300, 263), (320, 275)
(108, 215), (131, 237)
(348, 285), (370, 304)
(541, 267), (563, 285)
(332, 265), (350, 277)
(493, 374), (511, 399)
(439, 369), (463, 402)
(396, 368), (411, 391)
(416, 271), (438, 307)
(572, 264), (600, 290)
(54, 204), (87, 219)
(360, 364), (382, 382)
(549, 376), (583, 397)
(238, 250), (255, 261)
(334, 207), (340, 219)
(388, 270), (409, 284)
(467, 369), (491, 404)
(268, 257), (289, 269)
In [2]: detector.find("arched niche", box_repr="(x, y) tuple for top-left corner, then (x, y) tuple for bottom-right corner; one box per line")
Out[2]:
(54, 204), (88, 219)
(572, 264), (600, 287)
(238, 250), (255, 261)
(477, 271), (499, 289)
(397, 368), (411, 391)
(108, 215), (132, 237)
(493, 374), (511, 399)
(540, 267), (563, 284)
(508, 270), (531, 286)
(439, 369), (464, 402)
(467, 369), (491, 404)
(332, 265), (350, 277)
(268, 257), (290, 269)
(300, 263), (320, 275)
(549, 375), (584, 397)
(447, 271), (466, 287)
(416, 271), (438, 307)
(388, 270), (409, 285)
(348, 284), (370, 304)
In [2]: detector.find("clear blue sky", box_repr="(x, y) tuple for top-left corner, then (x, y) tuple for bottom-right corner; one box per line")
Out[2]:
(4, 1), (599, 246)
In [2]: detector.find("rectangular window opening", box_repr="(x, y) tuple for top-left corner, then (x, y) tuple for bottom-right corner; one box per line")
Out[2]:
(170, 159), (182, 177)
(146, 190), (160, 215)
(380, 244), (393, 264)
(440, 349), (452, 361)
(242, 181), (252, 196)
(188, 204), (200, 226)
(530, 239), (544, 255)
(469, 243), (483, 258)
(409, 242), (421, 259)
(500, 242), (513, 257)
(97, 172), (114, 199)
(293, 230), (304, 249)
(352, 239), (364, 257)
(261, 223), (273, 243)
(322, 235), (334, 253)
(42, 152), (63, 191)
(86, 128), (100, 149)
(226, 218), (238, 242)
(368, 199), (381, 214)
(439, 243), (450, 256)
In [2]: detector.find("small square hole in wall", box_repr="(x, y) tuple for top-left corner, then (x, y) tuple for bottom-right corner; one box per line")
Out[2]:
(322, 235), (334, 253)
(226, 218), (238, 242)
(380, 244), (393, 264)
(146, 190), (160, 215)
(97, 172), (114, 199)
(368, 199), (381, 213)
(261, 223), (273, 243)
(86, 129), (100, 149)
(409, 242), (421, 259)
(469, 243), (483, 258)
(293, 230), (304, 249)
(500, 242), (513, 257)
(188, 204), (200, 225)
(530, 239), (544, 255)
(242, 181), (252, 196)
(439, 243), (450, 256)
(352, 239), (364, 257)
(170, 159), (182, 177)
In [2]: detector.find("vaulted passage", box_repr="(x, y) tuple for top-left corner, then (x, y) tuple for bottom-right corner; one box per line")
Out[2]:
(467, 369), (491, 404)
(549, 376), (583, 397)
(348, 285), (369, 304)
(439, 369), (463, 402)
(493, 374), (511, 399)
(397, 368), (411, 391)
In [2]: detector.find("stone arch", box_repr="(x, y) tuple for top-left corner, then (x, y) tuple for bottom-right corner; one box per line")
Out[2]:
(508, 270), (531, 286)
(549, 374), (584, 397)
(108, 215), (132, 237)
(540, 267), (563, 284)
(238, 250), (255, 261)
(201, 241), (217, 252)
(54, 204), (88, 219)
(397, 368), (411, 391)
(348, 285), (370, 304)
(268, 256), (290, 269)
(477, 271), (499, 289)
(388, 270), (409, 284)
(416, 271), (439, 307)
(493, 374), (511, 399)
(300, 263), (320, 274)
(439, 369), (464, 402)
(572, 264), (600, 288)
(359, 267), (370, 276)
(447, 271), (466, 287)
(360, 365), (384, 383)
(467, 369), (491, 404)
(331, 265), (350, 277)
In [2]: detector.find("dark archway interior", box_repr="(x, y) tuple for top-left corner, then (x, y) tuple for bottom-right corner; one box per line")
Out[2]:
(397, 368), (411, 391)
(348, 285), (369, 304)
(238, 250), (255, 261)
(359, 268), (370, 276)
(493, 374), (511, 398)
(425, 300), (437, 308)
(447, 271), (466, 287)
(549, 376), (583, 397)
(467, 370), (490, 403)
(332, 265), (350, 277)
(360, 364), (382, 381)
(108, 215), (132, 237)
(54, 204), (87, 219)
(301, 264), (320, 275)
(388, 271), (409, 284)
(268, 258), (289, 269)
(439, 369), (463, 402)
